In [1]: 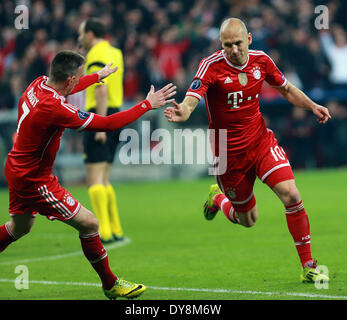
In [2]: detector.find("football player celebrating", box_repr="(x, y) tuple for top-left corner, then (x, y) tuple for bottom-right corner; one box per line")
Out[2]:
(0, 50), (176, 299)
(164, 18), (330, 283)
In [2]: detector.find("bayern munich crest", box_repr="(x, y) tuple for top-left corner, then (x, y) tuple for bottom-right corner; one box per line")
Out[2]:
(65, 195), (75, 206)
(238, 73), (248, 86)
(251, 66), (261, 80)
(227, 188), (237, 199)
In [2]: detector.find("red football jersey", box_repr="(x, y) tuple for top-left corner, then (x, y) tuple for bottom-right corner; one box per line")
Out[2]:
(5, 75), (152, 193)
(186, 49), (287, 154)
(5, 75), (97, 191)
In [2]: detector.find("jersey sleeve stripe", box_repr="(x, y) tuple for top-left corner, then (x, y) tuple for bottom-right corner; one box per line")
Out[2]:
(272, 77), (287, 88)
(198, 56), (224, 79)
(195, 52), (219, 77)
(186, 92), (202, 100)
(76, 112), (94, 132)
(249, 50), (278, 68)
(249, 50), (288, 87)
(195, 52), (222, 79)
(248, 49), (264, 54)
(60, 102), (77, 113)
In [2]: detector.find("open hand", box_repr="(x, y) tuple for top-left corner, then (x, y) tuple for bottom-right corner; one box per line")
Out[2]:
(164, 101), (187, 122)
(97, 63), (118, 83)
(146, 83), (176, 109)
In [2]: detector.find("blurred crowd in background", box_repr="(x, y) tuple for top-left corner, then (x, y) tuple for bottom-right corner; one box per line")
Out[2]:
(1, 0), (347, 173)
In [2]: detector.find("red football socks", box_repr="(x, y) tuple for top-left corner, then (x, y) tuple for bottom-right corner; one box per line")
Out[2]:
(213, 194), (238, 223)
(0, 223), (16, 253)
(79, 232), (118, 290)
(212, 194), (313, 268)
(285, 201), (313, 267)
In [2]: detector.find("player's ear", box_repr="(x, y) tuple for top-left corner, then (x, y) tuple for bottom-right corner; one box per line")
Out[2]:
(220, 38), (224, 49)
(65, 75), (74, 87)
(248, 32), (252, 46)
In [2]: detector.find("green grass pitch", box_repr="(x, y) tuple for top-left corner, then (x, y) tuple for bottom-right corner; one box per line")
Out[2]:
(0, 168), (347, 300)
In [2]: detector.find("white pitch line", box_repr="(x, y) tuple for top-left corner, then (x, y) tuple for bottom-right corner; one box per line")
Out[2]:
(0, 279), (346, 300)
(0, 237), (131, 266)
(148, 285), (347, 300)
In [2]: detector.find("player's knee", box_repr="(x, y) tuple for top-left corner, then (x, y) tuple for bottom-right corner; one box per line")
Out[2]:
(274, 181), (301, 206)
(11, 223), (32, 239)
(75, 208), (99, 234)
(85, 215), (99, 234)
(243, 219), (256, 228)
(246, 216), (257, 228)
(236, 211), (257, 228)
(282, 186), (301, 206)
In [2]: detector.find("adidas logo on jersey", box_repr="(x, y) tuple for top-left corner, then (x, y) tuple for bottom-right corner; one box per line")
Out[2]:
(224, 77), (233, 84)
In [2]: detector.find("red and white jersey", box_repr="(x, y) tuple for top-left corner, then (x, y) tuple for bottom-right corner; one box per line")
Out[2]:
(5, 76), (95, 191)
(186, 49), (287, 154)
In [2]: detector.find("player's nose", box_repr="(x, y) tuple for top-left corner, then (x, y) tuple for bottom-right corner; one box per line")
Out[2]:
(231, 45), (239, 54)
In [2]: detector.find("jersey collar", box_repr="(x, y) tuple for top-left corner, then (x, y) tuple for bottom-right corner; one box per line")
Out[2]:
(40, 76), (66, 101)
(222, 50), (249, 70)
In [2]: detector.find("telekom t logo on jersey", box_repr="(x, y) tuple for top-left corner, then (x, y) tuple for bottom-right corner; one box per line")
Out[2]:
(228, 91), (243, 109)
(228, 90), (260, 109)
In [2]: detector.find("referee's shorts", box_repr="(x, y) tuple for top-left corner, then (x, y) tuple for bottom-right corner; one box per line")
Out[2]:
(83, 107), (121, 164)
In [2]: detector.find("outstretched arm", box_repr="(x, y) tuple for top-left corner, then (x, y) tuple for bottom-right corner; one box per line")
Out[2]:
(70, 63), (118, 95)
(164, 95), (199, 122)
(276, 81), (331, 124)
(82, 83), (176, 132)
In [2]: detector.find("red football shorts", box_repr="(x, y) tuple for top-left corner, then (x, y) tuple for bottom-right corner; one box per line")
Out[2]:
(8, 175), (81, 221)
(216, 129), (294, 212)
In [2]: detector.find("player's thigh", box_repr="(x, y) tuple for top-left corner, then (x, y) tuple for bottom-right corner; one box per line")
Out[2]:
(255, 134), (303, 206)
(63, 205), (99, 235)
(256, 132), (294, 187)
(216, 166), (257, 213)
(35, 178), (82, 221)
(8, 188), (37, 237)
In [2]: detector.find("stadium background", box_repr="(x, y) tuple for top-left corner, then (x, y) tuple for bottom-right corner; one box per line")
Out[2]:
(0, 0), (347, 185)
